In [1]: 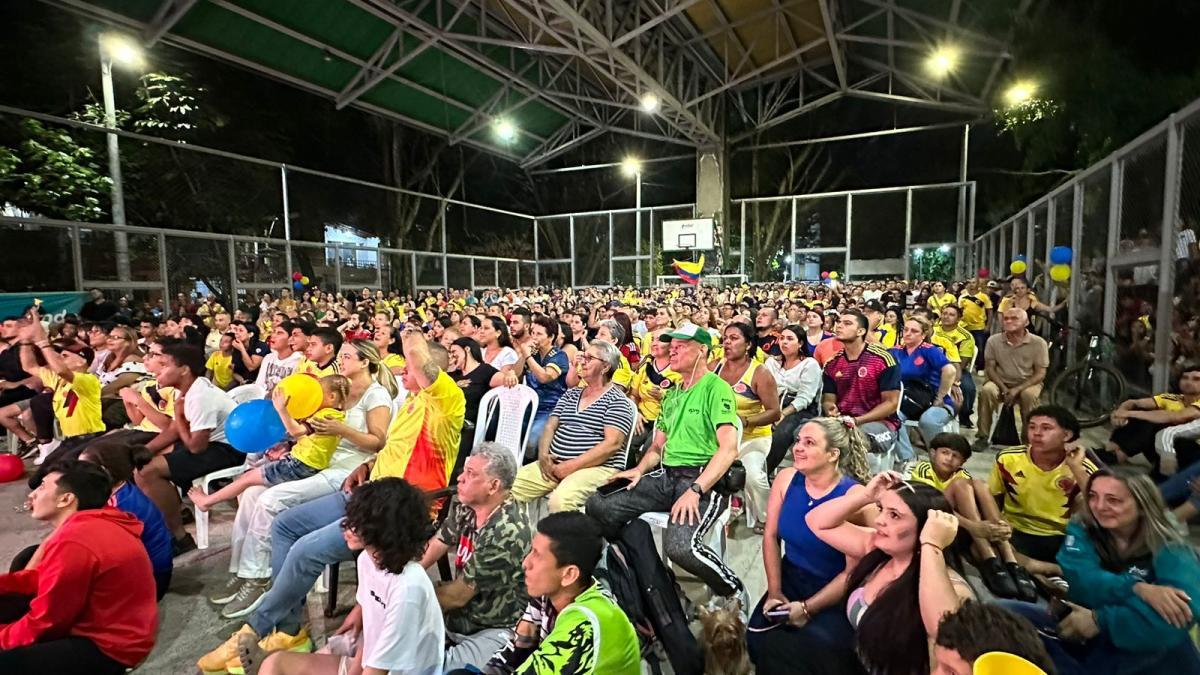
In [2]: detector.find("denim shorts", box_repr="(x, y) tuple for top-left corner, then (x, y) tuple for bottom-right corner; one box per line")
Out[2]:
(261, 454), (320, 487)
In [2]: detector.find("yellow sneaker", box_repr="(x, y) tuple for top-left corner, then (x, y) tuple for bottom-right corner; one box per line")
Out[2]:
(198, 624), (256, 674)
(226, 626), (313, 675)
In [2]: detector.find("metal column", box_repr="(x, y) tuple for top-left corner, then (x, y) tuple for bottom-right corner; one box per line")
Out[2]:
(532, 219), (539, 286)
(956, 124), (971, 278)
(569, 216), (576, 288)
(157, 232), (169, 303)
(227, 239), (238, 302)
(71, 225), (84, 291)
(440, 201), (448, 289)
(333, 244), (342, 293)
(608, 213), (614, 286)
(634, 176), (642, 285)
(789, 199), (797, 280)
(1045, 198), (1056, 299)
(843, 194), (852, 278)
(99, 45), (130, 283)
(903, 189), (913, 280)
(410, 253), (418, 293)
(1066, 183), (1084, 362)
(967, 183), (977, 270)
(1153, 118), (1181, 392)
(1026, 211), (1036, 277)
(739, 202), (746, 277)
(1102, 161), (1123, 337)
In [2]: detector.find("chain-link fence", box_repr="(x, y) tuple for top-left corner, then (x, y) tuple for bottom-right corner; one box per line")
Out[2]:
(970, 96), (1200, 392)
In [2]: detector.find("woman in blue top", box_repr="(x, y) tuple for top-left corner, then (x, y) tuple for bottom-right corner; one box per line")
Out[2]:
(889, 315), (957, 462)
(81, 435), (174, 600)
(748, 417), (874, 674)
(1004, 466), (1200, 675)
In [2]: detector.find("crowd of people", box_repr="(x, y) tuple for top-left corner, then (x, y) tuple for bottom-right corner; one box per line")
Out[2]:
(0, 274), (1196, 675)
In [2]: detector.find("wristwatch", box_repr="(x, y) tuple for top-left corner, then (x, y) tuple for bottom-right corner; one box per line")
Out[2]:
(688, 482), (704, 497)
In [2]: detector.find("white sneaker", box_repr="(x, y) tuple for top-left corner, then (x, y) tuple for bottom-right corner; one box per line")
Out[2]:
(33, 439), (61, 466)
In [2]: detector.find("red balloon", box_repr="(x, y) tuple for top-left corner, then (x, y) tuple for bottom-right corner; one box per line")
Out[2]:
(978, 268), (990, 279)
(0, 454), (24, 483)
(292, 272), (302, 281)
(820, 271), (830, 279)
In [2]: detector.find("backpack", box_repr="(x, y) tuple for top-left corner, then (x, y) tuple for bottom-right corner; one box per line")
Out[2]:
(597, 519), (704, 675)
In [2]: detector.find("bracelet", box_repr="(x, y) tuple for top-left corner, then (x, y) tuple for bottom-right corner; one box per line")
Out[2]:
(35, 342), (50, 349)
(798, 600), (810, 620)
(920, 541), (944, 552)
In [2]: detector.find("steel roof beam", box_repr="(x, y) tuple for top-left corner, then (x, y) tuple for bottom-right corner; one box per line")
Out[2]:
(143, 0), (199, 47)
(612, 0), (704, 49)
(816, 0), (847, 91)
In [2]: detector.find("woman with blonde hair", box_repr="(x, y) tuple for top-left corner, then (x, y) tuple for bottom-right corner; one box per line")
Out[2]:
(748, 417), (873, 674)
(1005, 466), (1200, 675)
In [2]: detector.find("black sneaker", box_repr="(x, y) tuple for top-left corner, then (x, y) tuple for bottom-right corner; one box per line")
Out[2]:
(172, 533), (198, 557)
(959, 419), (975, 429)
(1006, 562), (1040, 603)
(979, 557), (1019, 599)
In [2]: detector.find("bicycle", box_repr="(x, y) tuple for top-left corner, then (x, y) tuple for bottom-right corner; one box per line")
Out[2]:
(1044, 318), (1127, 427)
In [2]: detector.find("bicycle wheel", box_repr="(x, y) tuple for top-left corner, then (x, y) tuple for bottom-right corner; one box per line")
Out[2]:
(1049, 362), (1127, 428)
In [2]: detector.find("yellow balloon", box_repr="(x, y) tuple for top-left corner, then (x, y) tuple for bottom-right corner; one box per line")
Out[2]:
(829, 271), (839, 279)
(972, 651), (1047, 675)
(300, 275), (310, 285)
(277, 374), (323, 419)
(1010, 260), (1027, 275)
(1050, 264), (1071, 282)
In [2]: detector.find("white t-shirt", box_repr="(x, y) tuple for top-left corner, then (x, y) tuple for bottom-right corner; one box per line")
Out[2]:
(181, 376), (235, 444)
(327, 382), (393, 472)
(487, 346), (519, 370)
(254, 350), (304, 394)
(356, 557), (444, 675)
(764, 357), (823, 411)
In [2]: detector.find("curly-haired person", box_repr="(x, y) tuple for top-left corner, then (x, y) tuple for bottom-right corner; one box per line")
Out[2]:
(933, 600), (1055, 674)
(244, 478), (442, 675)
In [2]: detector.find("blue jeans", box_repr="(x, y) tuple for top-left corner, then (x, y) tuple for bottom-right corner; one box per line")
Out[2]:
(958, 371), (976, 425)
(1160, 461), (1200, 507)
(999, 600), (1200, 675)
(525, 410), (552, 461)
(249, 490), (354, 636)
(896, 405), (954, 461)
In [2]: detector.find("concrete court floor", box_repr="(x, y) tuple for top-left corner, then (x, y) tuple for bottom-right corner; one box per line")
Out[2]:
(0, 424), (1109, 673)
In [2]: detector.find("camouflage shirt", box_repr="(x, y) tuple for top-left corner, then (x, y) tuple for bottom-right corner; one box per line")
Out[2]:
(439, 496), (531, 634)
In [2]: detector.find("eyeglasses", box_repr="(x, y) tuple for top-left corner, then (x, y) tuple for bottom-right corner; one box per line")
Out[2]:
(576, 353), (602, 364)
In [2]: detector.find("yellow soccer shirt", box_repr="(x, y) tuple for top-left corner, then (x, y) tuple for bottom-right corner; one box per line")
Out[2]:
(580, 354), (634, 389)
(933, 325), (975, 364)
(909, 460), (971, 492)
(40, 368), (104, 438)
(630, 360), (682, 421)
(372, 371), (465, 493)
(205, 351), (234, 389)
(1152, 393), (1200, 412)
(958, 293), (992, 331)
(133, 380), (176, 433)
(290, 407), (347, 471)
(988, 446), (1097, 537)
(295, 357), (339, 378)
(928, 293), (957, 312)
(930, 333), (961, 364)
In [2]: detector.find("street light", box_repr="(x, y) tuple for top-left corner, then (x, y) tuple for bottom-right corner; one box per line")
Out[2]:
(492, 117), (517, 143)
(913, 248), (924, 257)
(938, 244), (951, 253)
(639, 92), (659, 113)
(620, 156), (642, 178)
(1004, 80), (1037, 107)
(926, 46), (959, 78)
(98, 32), (144, 282)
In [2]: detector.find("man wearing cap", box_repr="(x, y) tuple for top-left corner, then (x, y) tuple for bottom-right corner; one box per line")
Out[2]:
(862, 299), (896, 348)
(586, 324), (744, 600)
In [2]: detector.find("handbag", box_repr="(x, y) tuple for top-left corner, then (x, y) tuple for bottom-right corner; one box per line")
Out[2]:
(714, 460), (746, 495)
(900, 379), (937, 419)
(991, 404), (1022, 446)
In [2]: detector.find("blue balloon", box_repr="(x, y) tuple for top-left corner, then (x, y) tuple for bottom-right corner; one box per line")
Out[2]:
(224, 399), (287, 453)
(1050, 246), (1073, 265)
(1014, 254), (1027, 262)
(293, 280), (304, 291)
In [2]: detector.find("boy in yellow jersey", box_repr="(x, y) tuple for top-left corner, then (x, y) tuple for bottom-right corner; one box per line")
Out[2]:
(295, 326), (342, 377)
(205, 333), (236, 390)
(17, 317), (104, 476)
(934, 304), (977, 428)
(988, 405), (1096, 587)
(627, 338), (682, 466)
(958, 280), (993, 371)
(1101, 365), (1200, 476)
(116, 339), (177, 452)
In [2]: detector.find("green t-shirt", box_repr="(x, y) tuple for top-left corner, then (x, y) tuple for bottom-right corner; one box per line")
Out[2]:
(657, 371), (738, 467)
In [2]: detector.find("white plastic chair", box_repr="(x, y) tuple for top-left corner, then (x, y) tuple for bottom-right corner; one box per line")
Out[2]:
(472, 385), (539, 467)
(192, 384), (262, 549)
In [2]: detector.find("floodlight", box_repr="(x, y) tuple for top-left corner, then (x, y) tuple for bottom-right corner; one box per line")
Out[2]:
(639, 92), (660, 113)
(493, 118), (517, 142)
(938, 244), (951, 253)
(913, 248), (925, 257)
(926, 46), (959, 78)
(1004, 81), (1037, 107)
(620, 156), (642, 178)
(100, 33), (144, 68)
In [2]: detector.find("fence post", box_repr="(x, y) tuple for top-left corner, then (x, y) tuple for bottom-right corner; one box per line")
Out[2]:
(1067, 182), (1084, 364)
(739, 202), (746, 278)
(967, 183), (976, 270)
(843, 194), (852, 279)
(71, 225), (84, 292)
(608, 212), (614, 286)
(789, 198), (797, 280)
(532, 219), (540, 286)
(569, 216), (576, 288)
(158, 232), (169, 304)
(1045, 198), (1056, 300)
(227, 238), (238, 304)
(440, 201), (449, 289)
(333, 245), (343, 293)
(410, 253), (418, 293)
(1154, 118), (1182, 392)
(1103, 161), (1123, 338)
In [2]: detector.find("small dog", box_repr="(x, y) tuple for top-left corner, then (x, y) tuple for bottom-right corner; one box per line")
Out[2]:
(698, 599), (752, 675)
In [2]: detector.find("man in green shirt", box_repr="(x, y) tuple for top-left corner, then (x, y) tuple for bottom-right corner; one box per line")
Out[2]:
(477, 512), (639, 675)
(585, 324), (745, 598)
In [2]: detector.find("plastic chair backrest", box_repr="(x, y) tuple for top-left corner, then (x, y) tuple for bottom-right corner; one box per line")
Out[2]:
(473, 385), (538, 466)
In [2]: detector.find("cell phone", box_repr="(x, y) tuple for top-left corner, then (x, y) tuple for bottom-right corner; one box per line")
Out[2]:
(765, 607), (791, 622)
(597, 477), (632, 497)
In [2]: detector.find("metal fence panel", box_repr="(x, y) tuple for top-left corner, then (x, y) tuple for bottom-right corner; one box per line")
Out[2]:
(0, 221), (74, 292)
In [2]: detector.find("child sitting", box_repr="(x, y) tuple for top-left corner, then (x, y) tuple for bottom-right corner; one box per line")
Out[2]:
(205, 333), (236, 390)
(908, 432), (1037, 603)
(188, 374), (350, 512)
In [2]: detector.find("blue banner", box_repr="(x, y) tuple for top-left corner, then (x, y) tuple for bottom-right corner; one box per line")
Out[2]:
(0, 292), (88, 321)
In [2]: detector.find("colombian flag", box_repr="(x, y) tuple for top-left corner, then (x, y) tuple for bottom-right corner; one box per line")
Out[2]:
(673, 254), (704, 285)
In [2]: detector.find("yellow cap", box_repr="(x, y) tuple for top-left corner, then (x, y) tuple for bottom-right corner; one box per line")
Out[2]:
(973, 652), (1047, 675)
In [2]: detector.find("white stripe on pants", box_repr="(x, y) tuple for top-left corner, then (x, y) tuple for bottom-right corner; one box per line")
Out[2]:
(229, 468), (350, 578)
(737, 436), (772, 525)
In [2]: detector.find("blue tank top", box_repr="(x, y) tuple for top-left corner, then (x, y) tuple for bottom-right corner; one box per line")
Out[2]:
(777, 472), (857, 582)
(114, 482), (173, 573)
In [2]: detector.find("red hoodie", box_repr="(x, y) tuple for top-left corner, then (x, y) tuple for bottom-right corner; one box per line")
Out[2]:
(0, 507), (158, 666)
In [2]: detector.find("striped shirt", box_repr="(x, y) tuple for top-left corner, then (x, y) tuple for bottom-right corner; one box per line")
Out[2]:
(822, 344), (901, 430)
(548, 386), (635, 470)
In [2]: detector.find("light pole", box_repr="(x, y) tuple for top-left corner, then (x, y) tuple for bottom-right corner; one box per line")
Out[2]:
(621, 157), (643, 284)
(98, 33), (143, 282)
